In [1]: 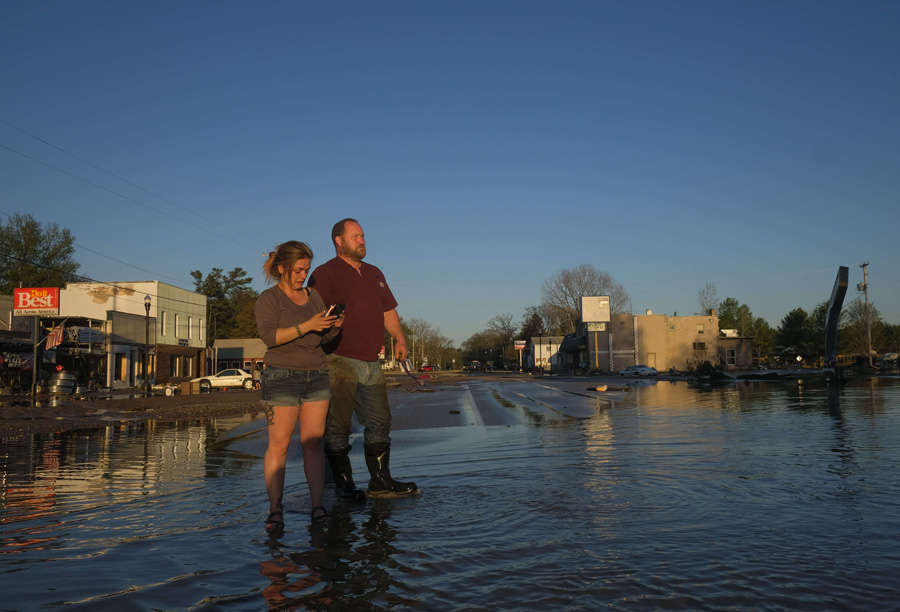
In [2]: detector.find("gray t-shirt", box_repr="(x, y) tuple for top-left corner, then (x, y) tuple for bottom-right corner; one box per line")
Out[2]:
(254, 285), (338, 370)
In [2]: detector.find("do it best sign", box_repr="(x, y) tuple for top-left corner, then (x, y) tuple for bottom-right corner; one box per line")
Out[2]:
(13, 287), (60, 316)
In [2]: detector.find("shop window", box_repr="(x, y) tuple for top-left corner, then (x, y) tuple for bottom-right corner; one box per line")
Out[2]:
(115, 353), (127, 381)
(185, 356), (194, 377)
(170, 355), (179, 377)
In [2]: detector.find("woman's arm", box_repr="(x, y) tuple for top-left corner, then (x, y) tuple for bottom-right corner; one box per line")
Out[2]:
(256, 291), (336, 347)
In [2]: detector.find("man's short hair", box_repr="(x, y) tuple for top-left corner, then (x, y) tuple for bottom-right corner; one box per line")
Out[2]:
(331, 218), (359, 246)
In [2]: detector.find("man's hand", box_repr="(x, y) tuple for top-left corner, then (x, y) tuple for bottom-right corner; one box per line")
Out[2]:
(395, 339), (409, 361)
(384, 309), (408, 361)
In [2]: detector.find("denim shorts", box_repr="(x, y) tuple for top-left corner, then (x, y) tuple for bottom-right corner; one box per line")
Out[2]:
(260, 365), (331, 407)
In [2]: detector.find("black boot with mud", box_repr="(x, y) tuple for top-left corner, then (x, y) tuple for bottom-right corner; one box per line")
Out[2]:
(364, 443), (420, 498)
(326, 448), (366, 503)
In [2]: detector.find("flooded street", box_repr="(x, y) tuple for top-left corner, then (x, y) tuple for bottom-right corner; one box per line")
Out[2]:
(3, 377), (900, 610)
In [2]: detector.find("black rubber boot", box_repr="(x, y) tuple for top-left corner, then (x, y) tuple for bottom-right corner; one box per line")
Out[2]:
(326, 448), (366, 503)
(365, 443), (419, 498)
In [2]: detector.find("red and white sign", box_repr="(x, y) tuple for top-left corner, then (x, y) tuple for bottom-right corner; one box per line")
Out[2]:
(514, 340), (527, 351)
(13, 287), (60, 316)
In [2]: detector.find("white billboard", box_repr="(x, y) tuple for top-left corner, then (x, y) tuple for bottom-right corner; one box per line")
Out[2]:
(581, 296), (610, 323)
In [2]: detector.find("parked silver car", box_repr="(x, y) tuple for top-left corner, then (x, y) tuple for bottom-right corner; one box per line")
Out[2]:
(620, 365), (658, 377)
(192, 368), (254, 391)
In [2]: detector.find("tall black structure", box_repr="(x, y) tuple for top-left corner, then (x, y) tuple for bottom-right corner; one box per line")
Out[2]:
(824, 266), (849, 368)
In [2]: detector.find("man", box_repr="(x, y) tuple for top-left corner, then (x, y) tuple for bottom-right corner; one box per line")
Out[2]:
(308, 218), (418, 500)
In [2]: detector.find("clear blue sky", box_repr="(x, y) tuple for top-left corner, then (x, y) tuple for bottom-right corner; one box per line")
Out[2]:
(2, 1), (898, 344)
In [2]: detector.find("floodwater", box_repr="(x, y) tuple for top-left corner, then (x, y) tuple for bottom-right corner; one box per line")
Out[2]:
(2, 377), (899, 610)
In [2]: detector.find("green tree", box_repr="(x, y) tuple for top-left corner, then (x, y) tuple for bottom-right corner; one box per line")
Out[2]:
(750, 317), (776, 364)
(231, 290), (260, 338)
(716, 297), (776, 364)
(717, 297), (754, 335)
(190, 267), (256, 343)
(0, 213), (80, 293)
(805, 300), (849, 363)
(519, 308), (545, 341)
(776, 307), (816, 361)
(461, 330), (500, 365)
(881, 323), (900, 354)
(841, 297), (883, 358)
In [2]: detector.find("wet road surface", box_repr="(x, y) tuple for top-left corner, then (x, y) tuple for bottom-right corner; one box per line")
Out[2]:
(3, 376), (900, 609)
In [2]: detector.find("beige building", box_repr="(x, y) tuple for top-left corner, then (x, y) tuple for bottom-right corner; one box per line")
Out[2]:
(565, 306), (750, 373)
(579, 311), (719, 373)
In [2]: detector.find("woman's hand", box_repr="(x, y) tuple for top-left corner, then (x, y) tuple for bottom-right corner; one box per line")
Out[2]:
(300, 310), (339, 334)
(333, 313), (345, 328)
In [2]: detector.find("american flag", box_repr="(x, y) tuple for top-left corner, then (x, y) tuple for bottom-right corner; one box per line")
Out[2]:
(45, 324), (65, 350)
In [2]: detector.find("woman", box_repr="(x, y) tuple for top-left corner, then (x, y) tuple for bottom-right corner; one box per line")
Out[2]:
(254, 240), (342, 532)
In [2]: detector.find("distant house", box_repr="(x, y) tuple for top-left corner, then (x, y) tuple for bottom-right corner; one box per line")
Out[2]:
(213, 338), (266, 372)
(526, 336), (565, 371)
(718, 329), (754, 370)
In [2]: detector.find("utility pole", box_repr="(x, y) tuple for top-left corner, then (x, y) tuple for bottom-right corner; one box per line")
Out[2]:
(858, 262), (872, 367)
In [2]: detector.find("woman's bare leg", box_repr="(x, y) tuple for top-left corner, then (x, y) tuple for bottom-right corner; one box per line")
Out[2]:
(265, 405), (300, 516)
(298, 399), (328, 509)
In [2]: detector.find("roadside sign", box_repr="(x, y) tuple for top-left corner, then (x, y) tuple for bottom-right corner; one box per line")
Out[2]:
(13, 288), (60, 316)
(581, 296), (610, 323)
(586, 322), (607, 332)
(514, 340), (526, 351)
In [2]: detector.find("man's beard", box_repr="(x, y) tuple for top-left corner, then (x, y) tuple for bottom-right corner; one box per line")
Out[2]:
(341, 244), (366, 260)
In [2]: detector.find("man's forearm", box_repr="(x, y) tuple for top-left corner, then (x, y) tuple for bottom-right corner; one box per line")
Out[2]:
(384, 309), (406, 344)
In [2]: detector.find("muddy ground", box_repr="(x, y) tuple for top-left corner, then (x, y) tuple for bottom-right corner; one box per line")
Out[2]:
(0, 371), (480, 437)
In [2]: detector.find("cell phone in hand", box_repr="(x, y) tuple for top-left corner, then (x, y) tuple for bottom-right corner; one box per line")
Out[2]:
(326, 304), (345, 317)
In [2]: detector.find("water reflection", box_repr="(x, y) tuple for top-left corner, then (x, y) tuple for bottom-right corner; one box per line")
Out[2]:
(260, 500), (420, 609)
(2, 379), (900, 609)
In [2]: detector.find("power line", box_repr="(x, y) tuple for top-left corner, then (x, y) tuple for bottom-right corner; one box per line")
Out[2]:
(0, 118), (219, 230)
(0, 208), (186, 286)
(73, 242), (186, 285)
(1, 142), (140, 203)
(0, 135), (256, 249)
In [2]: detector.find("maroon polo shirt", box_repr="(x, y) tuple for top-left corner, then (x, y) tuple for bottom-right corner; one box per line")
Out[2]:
(308, 257), (398, 362)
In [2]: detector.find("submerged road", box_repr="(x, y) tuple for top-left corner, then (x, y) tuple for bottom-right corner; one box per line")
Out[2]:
(218, 377), (626, 455)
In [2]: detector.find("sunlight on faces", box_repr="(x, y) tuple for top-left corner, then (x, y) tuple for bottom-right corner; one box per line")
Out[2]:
(278, 258), (311, 291)
(337, 221), (366, 261)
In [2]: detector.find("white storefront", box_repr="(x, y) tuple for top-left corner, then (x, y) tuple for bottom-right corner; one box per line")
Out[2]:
(59, 281), (206, 389)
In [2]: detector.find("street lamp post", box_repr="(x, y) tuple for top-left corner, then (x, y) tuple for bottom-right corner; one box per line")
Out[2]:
(538, 331), (543, 376)
(144, 295), (151, 396)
